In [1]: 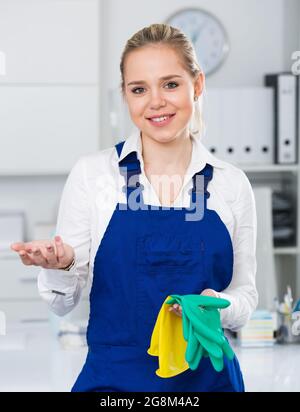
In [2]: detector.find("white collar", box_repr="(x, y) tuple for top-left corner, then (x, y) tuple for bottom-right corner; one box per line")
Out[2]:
(118, 129), (226, 176)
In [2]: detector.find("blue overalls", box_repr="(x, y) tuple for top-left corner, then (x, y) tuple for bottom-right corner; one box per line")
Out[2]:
(71, 140), (245, 392)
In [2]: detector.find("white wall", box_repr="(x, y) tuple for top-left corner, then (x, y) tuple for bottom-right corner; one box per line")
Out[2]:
(0, 0), (101, 174)
(99, 0), (300, 148)
(0, 0), (99, 83)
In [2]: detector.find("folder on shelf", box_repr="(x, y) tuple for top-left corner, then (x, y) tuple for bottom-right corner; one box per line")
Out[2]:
(202, 87), (274, 166)
(265, 73), (299, 164)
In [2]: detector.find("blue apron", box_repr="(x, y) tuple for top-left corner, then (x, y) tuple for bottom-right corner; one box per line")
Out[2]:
(71, 140), (245, 392)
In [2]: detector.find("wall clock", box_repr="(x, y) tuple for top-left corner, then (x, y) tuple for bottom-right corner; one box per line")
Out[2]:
(166, 8), (230, 75)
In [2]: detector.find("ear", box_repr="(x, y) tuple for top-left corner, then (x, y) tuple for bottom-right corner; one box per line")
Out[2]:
(194, 72), (205, 98)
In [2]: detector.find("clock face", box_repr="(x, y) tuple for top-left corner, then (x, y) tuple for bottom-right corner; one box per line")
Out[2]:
(166, 8), (229, 75)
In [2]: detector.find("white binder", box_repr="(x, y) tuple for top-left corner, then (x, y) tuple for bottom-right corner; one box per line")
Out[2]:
(202, 87), (274, 166)
(265, 73), (298, 164)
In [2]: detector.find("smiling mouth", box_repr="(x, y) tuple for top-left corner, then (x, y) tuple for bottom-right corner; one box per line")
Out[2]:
(147, 113), (175, 121)
(147, 113), (176, 124)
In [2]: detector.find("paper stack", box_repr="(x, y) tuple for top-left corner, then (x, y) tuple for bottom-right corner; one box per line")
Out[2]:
(237, 310), (276, 347)
(57, 319), (87, 350)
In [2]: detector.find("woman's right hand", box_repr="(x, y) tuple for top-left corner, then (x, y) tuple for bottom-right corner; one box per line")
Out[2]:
(10, 235), (75, 270)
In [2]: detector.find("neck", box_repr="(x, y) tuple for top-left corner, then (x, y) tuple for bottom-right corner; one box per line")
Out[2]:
(141, 131), (193, 174)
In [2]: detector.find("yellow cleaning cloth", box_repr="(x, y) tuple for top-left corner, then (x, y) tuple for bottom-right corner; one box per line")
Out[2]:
(147, 295), (189, 378)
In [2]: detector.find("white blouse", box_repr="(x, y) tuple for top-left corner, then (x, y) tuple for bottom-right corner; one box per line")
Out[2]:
(37, 129), (258, 331)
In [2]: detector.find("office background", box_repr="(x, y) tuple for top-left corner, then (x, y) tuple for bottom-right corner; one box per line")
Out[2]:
(0, 0), (300, 391)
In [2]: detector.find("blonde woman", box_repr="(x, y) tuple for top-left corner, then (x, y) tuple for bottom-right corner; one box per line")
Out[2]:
(11, 23), (257, 392)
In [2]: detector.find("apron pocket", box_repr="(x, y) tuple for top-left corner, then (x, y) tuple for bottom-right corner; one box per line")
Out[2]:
(144, 250), (195, 269)
(137, 234), (204, 272)
(136, 234), (206, 327)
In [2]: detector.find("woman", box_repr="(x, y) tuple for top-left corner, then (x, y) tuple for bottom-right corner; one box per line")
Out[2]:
(10, 23), (258, 392)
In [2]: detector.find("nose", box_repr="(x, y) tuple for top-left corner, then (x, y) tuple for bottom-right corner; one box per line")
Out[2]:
(149, 90), (167, 110)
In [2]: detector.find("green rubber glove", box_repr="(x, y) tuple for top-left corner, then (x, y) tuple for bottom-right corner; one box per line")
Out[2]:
(166, 294), (235, 372)
(166, 294), (229, 346)
(181, 295), (235, 367)
(166, 294), (227, 343)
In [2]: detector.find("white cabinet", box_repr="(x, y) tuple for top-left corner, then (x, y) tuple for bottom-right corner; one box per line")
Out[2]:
(0, 0), (99, 83)
(0, 86), (99, 174)
(0, 301), (49, 324)
(0, 255), (50, 324)
(0, 0), (101, 175)
(0, 256), (40, 300)
(0, 253), (92, 325)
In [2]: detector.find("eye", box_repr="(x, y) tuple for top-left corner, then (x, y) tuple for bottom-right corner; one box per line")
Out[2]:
(165, 81), (179, 89)
(131, 87), (145, 95)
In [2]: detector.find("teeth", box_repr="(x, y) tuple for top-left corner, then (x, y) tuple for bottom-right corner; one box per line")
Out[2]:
(151, 115), (170, 122)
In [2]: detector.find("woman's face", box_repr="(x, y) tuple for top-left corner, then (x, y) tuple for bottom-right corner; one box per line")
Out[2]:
(123, 45), (204, 144)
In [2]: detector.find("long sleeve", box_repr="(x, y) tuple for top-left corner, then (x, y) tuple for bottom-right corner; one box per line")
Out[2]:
(37, 156), (91, 316)
(217, 169), (258, 331)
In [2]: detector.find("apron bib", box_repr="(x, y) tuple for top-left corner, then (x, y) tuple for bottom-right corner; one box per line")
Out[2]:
(71, 141), (245, 392)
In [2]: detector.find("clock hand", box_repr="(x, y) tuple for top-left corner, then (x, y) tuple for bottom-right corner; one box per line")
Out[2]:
(191, 31), (199, 43)
(192, 23), (207, 44)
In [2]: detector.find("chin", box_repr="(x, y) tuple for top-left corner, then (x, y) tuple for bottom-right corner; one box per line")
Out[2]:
(143, 130), (177, 143)
(152, 135), (177, 144)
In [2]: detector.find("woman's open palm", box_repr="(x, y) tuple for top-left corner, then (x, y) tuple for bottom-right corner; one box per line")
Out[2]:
(10, 236), (75, 270)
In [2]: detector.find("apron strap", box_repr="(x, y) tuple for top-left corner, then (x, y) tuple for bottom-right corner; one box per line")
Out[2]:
(191, 163), (213, 196)
(115, 141), (144, 202)
(189, 163), (213, 209)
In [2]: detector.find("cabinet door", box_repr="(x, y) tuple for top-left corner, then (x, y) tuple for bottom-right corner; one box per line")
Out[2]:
(0, 86), (99, 174)
(0, 257), (40, 300)
(0, 0), (98, 83)
(0, 300), (49, 324)
(0, 0), (100, 174)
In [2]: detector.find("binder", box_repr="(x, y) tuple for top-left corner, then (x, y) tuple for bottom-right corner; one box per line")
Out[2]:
(239, 88), (274, 165)
(202, 87), (274, 166)
(265, 73), (299, 164)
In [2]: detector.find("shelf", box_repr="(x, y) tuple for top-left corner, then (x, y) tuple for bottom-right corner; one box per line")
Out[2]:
(0, 171), (69, 177)
(274, 247), (299, 255)
(241, 164), (299, 173)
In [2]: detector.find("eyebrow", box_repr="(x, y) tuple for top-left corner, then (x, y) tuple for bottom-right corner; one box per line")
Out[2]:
(127, 74), (183, 86)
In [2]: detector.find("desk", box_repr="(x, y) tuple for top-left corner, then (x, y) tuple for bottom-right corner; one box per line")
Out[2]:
(0, 323), (299, 392)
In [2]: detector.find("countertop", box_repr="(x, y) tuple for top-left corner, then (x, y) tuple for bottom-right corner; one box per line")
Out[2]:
(0, 323), (299, 392)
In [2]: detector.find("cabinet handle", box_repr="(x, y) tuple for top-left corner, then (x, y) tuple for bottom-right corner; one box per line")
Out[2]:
(20, 318), (48, 323)
(19, 278), (36, 284)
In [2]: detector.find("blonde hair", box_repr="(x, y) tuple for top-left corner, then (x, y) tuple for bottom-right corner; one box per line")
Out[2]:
(119, 23), (205, 137)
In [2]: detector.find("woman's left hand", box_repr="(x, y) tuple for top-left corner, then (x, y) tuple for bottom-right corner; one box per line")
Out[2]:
(168, 289), (219, 317)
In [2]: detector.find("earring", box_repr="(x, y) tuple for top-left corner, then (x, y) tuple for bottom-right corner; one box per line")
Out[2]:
(194, 95), (199, 102)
